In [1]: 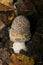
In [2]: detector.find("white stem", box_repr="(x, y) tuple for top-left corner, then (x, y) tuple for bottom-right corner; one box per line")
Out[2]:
(12, 41), (27, 53)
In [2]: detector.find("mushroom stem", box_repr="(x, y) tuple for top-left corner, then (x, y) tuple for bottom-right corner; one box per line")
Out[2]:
(12, 41), (27, 53)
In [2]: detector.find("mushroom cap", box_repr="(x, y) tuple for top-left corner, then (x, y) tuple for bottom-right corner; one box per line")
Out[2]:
(9, 15), (31, 42)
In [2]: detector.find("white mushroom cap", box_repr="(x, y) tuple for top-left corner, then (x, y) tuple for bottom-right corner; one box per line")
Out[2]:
(9, 15), (31, 42)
